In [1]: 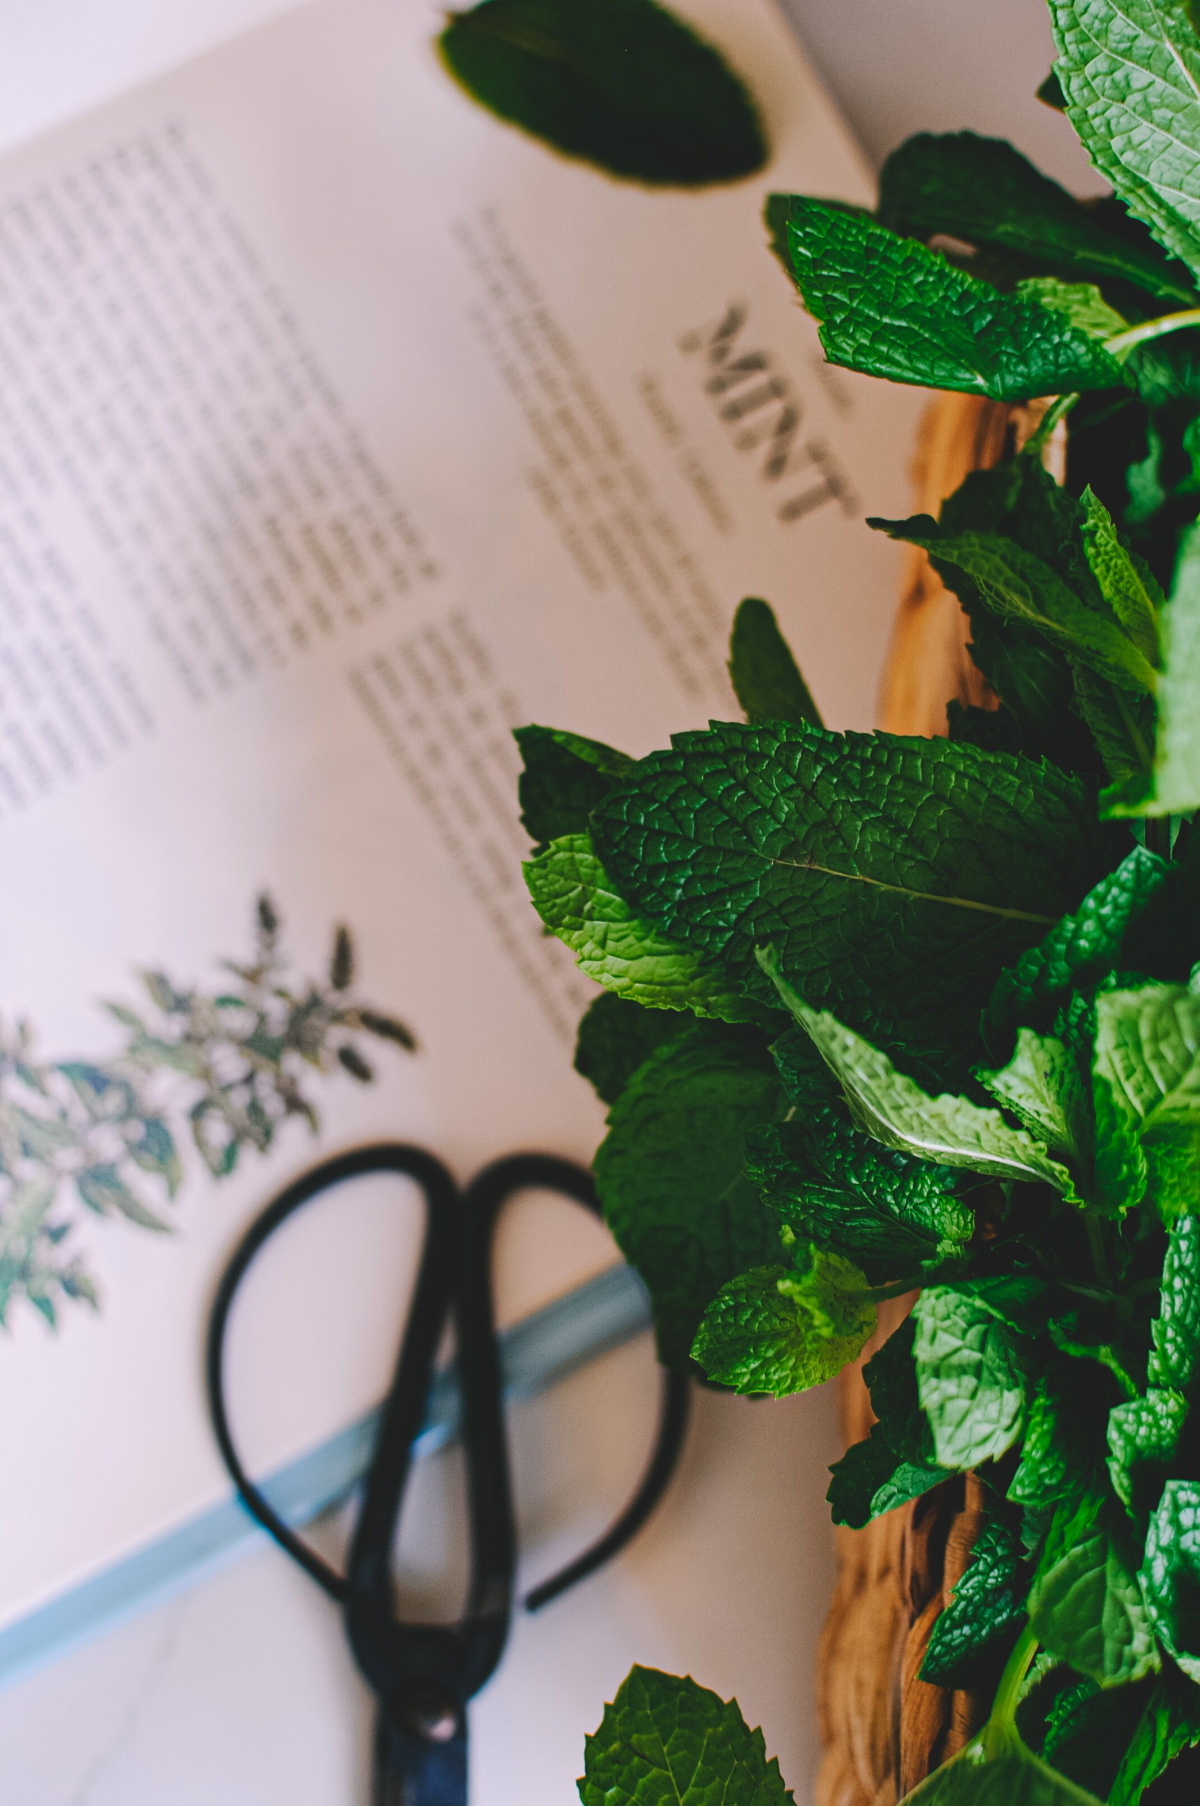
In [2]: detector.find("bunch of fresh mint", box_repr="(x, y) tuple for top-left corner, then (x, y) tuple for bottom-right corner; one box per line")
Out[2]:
(518, 3), (1200, 1801)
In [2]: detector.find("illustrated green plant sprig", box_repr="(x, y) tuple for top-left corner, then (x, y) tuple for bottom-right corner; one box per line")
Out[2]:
(497, 2), (1200, 1800)
(0, 896), (413, 1332)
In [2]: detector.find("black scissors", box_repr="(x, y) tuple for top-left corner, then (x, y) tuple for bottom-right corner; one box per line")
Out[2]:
(206, 1144), (689, 1806)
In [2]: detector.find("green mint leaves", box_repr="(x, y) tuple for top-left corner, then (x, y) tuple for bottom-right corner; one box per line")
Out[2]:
(590, 719), (1105, 1082)
(772, 975), (1079, 1196)
(770, 196), (1127, 399)
(692, 1245), (876, 1396)
(878, 130), (1195, 304)
(578, 1666), (793, 1805)
(438, 0), (767, 188)
(727, 599), (823, 730)
(1049, 0), (1200, 279)
(526, 832), (770, 1024)
(1105, 521), (1200, 817)
(593, 1022), (784, 1368)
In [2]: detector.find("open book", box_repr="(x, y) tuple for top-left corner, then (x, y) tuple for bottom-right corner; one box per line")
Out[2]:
(0, 0), (926, 1787)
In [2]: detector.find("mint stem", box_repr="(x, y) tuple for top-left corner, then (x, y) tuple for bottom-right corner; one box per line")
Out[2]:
(983, 1622), (1039, 1758)
(1106, 305), (1200, 360)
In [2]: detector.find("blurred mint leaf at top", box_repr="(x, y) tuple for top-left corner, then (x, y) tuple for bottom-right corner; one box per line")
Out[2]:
(578, 1665), (793, 1805)
(1049, 0), (1200, 279)
(438, 0), (767, 188)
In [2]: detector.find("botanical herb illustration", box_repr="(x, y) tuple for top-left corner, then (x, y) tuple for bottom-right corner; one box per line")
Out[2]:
(506, 2), (1200, 1800)
(0, 896), (414, 1331)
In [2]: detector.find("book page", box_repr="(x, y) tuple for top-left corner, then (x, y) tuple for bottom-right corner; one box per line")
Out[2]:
(0, 0), (927, 1626)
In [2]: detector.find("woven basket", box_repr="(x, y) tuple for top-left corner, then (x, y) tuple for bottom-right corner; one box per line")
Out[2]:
(814, 393), (1064, 1807)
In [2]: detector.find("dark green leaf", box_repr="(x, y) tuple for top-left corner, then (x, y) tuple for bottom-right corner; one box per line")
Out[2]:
(877, 131), (1194, 303)
(746, 1111), (972, 1285)
(1093, 983), (1200, 1218)
(1080, 487), (1163, 665)
(775, 986), (1079, 1196)
(827, 1427), (947, 1531)
(1141, 1479), (1200, 1681)
(573, 992), (683, 1106)
(578, 1665), (793, 1805)
(902, 1720), (1099, 1803)
(1040, 1678), (1151, 1802)
(1048, 0), (1200, 278)
(590, 718), (1109, 1083)
(976, 1028), (1092, 1175)
(1106, 520), (1200, 817)
(1107, 1387), (1187, 1519)
(772, 196), (1126, 400)
(1149, 1214), (1200, 1392)
(1109, 1670), (1200, 1805)
(527, 832), (775, 1025)
(913, 1285), (1029, 1469)
(1008, 1369), (1092, 1507)
(439, 0), (768, 189)
(727, 598), (822, 729)
(593, 1021), (784, 1367)
(870, 520), (1158, 695)
(691, 1246), (876, 1396)
(1030, 1516), (1159, 1684)
(515, 723), (634, 855)
(920, 1510), (1026, 1688)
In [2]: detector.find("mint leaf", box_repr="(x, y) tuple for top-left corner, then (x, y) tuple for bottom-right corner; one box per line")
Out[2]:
(1141, 1479), (1200, 1682)
(1040, 1680), (1152, 1803)
(573, 992), (683, 1106)
(1008, 1369), (1094, 1506)
(515, 724), (634, 853)
(1048, 0), (1200, 278)
(1079, 488), (1163, 668)
(772, 196), (1126, 399)
(920, 1510), (1026, 1688)
(826, 1426), (947, 1530)
(913, 1286), (1029, 1469)
(439, 0), (767, 189)
(774, 983), (1080, 1196)
(1093, 983), (1200, 1218)
(691, 1245), (876, 1396)
(1029, 1519), (1159, 1684)
(1106, 521), (1200, 817)
(591, 718), (1108, 1082)
(827, 1318), (950, 1527)
(526, 833), (771, 1024)
(870, 521), (1158, 695)
(877, 130), (1195, 303)
(902, 1720), (1099, 1804)
(976, 1028), (1092, 1173)
(1107, 1387), (1188, 1518)
(578, 1665), (793, 1805)
(986, 846), (1171, 1049)
(1109, 1670), (1200, 1805)
(593, 1022), (784, 1366)
(1021, 277), (1128, 341)
(746, 1114), (972, 1284)
(727, 598), (822, 729)
(1149, 1214), (1200, 1391)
